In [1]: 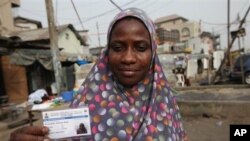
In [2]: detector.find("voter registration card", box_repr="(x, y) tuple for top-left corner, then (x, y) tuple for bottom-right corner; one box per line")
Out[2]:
(42, 107), (91, 139)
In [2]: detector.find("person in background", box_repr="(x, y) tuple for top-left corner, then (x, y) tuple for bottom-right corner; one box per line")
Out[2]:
(10, 8), (187, 141)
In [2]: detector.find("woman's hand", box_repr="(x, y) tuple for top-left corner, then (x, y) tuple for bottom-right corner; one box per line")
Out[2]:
(10, 126), (50, 141)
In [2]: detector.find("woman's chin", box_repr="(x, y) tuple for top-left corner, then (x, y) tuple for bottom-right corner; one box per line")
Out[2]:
(119, 81), (135, 88)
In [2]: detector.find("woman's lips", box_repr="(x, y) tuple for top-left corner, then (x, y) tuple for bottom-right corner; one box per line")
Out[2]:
(119, 70), (137, 77)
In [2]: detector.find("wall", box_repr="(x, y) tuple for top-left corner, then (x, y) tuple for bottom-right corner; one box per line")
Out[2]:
(188, 37), (202, 54)
(158, 21), (200, 42)
(1, 56), (28, 103)
(58, 28), (85, 54)
(0, 0), (14, 31)
(158, 54), (182, 87)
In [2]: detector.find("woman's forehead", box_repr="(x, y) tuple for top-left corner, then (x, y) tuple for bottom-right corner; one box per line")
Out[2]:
(111, 17), (148, 32)
(108, 9), (154, 36)
(107, 8), (157, 51)
(108, 18), (151, 46)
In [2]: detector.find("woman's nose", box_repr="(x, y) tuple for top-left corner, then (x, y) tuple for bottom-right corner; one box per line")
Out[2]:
(121, 47), (136, 64)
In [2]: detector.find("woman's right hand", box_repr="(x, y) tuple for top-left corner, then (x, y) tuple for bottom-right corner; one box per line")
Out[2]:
(10, 126), (50, 141)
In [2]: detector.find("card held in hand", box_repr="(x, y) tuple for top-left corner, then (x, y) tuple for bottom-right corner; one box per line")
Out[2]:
(42, 106), (91, 139)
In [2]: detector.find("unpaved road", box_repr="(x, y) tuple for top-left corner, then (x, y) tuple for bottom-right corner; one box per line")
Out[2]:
(179, 86), (250, 141)
(1, 86), (250, 141)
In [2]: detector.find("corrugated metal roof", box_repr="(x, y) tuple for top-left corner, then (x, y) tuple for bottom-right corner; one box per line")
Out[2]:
(8, 27), (49, 41)
(14, 16), (43, 28)
(155, 14), (188, 24)
(7, 24), (87, 45)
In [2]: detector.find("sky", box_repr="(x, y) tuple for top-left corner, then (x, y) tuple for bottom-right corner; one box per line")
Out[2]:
(16, 0), (250, 50)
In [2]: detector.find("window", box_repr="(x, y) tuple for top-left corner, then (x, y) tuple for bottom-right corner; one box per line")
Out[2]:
(181, 27), (190, 38)
(156, 28), (168, 42)
(26, 61), (55, 92)
(171, 30), (180, 42)
(65, 33), (69, 40)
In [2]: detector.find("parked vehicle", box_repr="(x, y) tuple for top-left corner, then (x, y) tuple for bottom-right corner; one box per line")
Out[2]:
(230, 54), (250, 84)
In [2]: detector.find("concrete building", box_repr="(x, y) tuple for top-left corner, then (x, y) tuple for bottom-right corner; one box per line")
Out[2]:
(155, 14), (201, 53)
(7, 24), (90, 94)
(0, 1), (91, 103)
(155, 14), (201, 42)
(0, 0), (20, 32)
(0, 0), (22, 103)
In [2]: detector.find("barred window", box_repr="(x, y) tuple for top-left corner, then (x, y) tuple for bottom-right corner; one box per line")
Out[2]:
(182, 27), (190, 38)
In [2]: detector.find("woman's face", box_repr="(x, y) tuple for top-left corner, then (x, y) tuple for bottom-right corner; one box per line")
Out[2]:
(108, 18), (152, 88)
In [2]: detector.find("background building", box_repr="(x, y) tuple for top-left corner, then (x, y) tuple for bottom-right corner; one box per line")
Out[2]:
(155, 14), (201, 53)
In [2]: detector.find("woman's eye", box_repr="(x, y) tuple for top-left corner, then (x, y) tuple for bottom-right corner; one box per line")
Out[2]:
(110, 44), (123, 52)
(136, 46), (146, 52)
(136, 44), (149, 52)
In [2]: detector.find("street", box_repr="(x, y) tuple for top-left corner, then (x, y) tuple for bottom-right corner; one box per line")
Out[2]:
(1, 86), (250, 141)
(177, 86), (250, 141)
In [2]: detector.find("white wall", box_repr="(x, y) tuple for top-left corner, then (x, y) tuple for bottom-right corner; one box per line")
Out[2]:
(213, 50), (224, 70)
(188, 37), (202, 54)
(58, 28), (86, 54)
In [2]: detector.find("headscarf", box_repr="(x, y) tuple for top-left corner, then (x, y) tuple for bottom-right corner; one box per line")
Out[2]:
(71, 8), (187, 141)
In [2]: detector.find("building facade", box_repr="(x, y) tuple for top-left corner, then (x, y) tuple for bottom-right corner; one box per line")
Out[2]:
(0, 0), (20, 32)
(155, 14), (201, 53)
(0, 1), (91, 103)
(155, 14), (201, 42)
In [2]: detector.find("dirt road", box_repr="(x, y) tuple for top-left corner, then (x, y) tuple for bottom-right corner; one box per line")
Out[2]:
(1, 86), (250, 141)
(179, 86), (250, 141)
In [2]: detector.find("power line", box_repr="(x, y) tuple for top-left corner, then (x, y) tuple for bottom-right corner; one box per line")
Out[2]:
(20, 0), (138, 25)
(75, 0), (138, 24)
(144, 0), (174, 14)
(20, 7), (82, 21)
(70, 0), (85, 30)
(202, 19), (250, 35)
(69, 0), (99, 46)
(129, 0), (154, 10)
(201, 20), (240, 26)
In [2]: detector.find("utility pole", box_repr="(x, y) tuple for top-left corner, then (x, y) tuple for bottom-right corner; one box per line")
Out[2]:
(96, 22), (101, 47)
(238, 36), (244, 84)
(237, 13), (245, 84)
(45, 0), (63, 94)
(212, 4), (250, 84)
(227, 0), (231, 71)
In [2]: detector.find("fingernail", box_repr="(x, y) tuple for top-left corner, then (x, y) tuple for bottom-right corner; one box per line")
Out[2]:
(43, 139), (50, 141)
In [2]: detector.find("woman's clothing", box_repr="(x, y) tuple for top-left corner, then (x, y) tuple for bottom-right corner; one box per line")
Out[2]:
(71, 8), (187, 141)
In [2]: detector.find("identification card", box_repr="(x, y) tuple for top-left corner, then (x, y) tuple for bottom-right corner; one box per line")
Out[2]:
(42, 107), (91, 139)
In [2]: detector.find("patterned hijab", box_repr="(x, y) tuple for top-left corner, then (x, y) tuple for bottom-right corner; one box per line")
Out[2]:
(71, 8), (187, 141)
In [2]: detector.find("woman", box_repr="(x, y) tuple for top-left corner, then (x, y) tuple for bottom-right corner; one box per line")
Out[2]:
(76, 123), (87, 134)
(10, 8), (187, 141)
